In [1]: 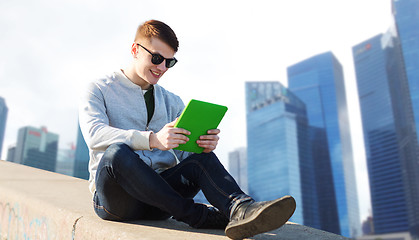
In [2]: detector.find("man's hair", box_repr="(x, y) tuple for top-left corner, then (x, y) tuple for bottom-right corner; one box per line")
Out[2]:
(135, 20), (179, 52)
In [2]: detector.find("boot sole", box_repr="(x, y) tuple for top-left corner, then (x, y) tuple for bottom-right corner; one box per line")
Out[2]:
(225, 195), (296, 240)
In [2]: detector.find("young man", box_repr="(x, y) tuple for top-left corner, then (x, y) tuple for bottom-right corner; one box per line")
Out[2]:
(79, 19), (296, 239)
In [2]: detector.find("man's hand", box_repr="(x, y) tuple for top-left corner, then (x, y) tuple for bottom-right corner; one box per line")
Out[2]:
(197, 129), (220, 153)
(149, 119), (191, 151)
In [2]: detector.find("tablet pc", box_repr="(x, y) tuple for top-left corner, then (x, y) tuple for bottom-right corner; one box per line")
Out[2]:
(174, 99), (228, 153)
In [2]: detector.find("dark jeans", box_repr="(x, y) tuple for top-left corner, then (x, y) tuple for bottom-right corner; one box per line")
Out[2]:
(93, 143), (251, 227)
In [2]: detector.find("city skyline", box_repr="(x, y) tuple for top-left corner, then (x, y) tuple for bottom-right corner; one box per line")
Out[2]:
(0, 0), (394, 223)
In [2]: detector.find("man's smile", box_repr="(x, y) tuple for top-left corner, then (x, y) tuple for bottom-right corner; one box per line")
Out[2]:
(151, 70), (162, 78)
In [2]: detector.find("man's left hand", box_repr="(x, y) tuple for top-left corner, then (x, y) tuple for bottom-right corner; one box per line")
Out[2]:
(197, 129), (220, 153)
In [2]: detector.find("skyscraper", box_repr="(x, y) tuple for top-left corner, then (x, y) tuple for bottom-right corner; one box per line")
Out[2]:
(228, 147), (248, 193)
(14, 126), (59, 172)
(73, 124), (89, 180)
(392, 0), (419, 237)
(6, 145), (15, 163)
(392, 0), (419, 144)
(353, 29), (419, 238)
(0, 97), (8, 158)
(287, 52), (360, 237)
(245, 81), (319, 227)
(56, 147), (75, 177)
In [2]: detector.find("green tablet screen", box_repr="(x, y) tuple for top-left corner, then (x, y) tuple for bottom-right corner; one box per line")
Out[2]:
(174, 99), (228, 153)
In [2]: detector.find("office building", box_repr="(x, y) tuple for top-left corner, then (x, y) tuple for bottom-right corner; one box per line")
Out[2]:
(361, 216), (374, 236)
(228, 147), (248, 193)
(73, 124), (89, 180)
(393, 0), (419, 144)
(0, 97), (8, 158)
(56, 147), (75, 177)
(14, 126), (58, 172)
(353, 30), (419, 238)
(287, 52), (360, 237)
(6, 144), (15, 163)
(245, 81), (319, 227)
(357, 232), (413, 240)
(392, 0), (419, 237)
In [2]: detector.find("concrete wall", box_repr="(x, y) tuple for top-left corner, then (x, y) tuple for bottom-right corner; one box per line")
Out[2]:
(0, 160), (349, 240)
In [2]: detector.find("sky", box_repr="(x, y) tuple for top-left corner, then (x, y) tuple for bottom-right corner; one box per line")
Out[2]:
(0, 0), (394, 222)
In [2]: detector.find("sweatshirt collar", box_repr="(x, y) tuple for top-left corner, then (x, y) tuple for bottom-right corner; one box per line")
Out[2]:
(115, 69), (142, 89)
(116, 70), (159, 93)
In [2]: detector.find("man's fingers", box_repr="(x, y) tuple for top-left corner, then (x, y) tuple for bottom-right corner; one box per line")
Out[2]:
(169, 133), (189, 142)
(198, 143), (215, 149)
(207, 129), (220, 135)
(168, 127), (190, 136)
(199, 135), (220, 141)
(197, 140), (216, 147)
(165, 119), (191, 135)
(198, 141), (217, 153)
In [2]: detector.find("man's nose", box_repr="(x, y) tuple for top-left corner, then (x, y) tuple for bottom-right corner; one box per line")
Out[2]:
(156, 61), (167, 71)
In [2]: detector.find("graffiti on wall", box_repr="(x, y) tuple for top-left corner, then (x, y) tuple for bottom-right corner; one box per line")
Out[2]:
(0, 201), (50, 240)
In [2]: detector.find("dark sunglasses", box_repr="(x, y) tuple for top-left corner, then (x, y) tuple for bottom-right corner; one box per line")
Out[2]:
(137, 43), (178, 68)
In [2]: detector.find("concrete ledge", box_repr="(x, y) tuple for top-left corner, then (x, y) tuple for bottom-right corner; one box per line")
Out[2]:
(0, 160), (348, 239)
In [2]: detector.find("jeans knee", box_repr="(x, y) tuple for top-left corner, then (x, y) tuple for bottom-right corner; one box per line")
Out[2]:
(105, 143), (131, 159)
(192, 152), (222, 168)
(102, 143), (136, 167)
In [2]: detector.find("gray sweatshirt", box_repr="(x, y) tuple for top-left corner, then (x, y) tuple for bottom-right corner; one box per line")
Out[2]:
(79, 70), (192, 193)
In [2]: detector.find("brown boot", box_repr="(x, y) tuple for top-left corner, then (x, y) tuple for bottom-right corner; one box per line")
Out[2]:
(225, 195), (296, 240)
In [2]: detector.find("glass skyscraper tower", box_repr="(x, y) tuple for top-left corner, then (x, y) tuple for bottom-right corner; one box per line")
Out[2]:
(353, 28), (419, 239)
(14, 126), (59, 172)
(393, 0), (419, 144)
(392, 1), (419, 237)
(228, 147), (248, 193)
(0, 97), (7, 158)
(353, 33), (408, 235)
(73, 124), (90, 180)
(245, 81), (319, 228)
(287, 52), (360, 237)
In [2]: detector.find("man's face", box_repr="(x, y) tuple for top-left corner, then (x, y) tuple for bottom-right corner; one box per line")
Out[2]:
(133, 37), (176, 87)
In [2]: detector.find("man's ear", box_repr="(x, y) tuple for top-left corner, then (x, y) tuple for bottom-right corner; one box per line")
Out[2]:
(131, 43), (138, 58)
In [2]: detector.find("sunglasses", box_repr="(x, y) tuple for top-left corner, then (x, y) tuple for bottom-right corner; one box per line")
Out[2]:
(137, 43), (178, 68)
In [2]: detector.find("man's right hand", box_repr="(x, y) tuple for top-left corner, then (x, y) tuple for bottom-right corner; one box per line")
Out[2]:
(149, 118), (191, 151)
